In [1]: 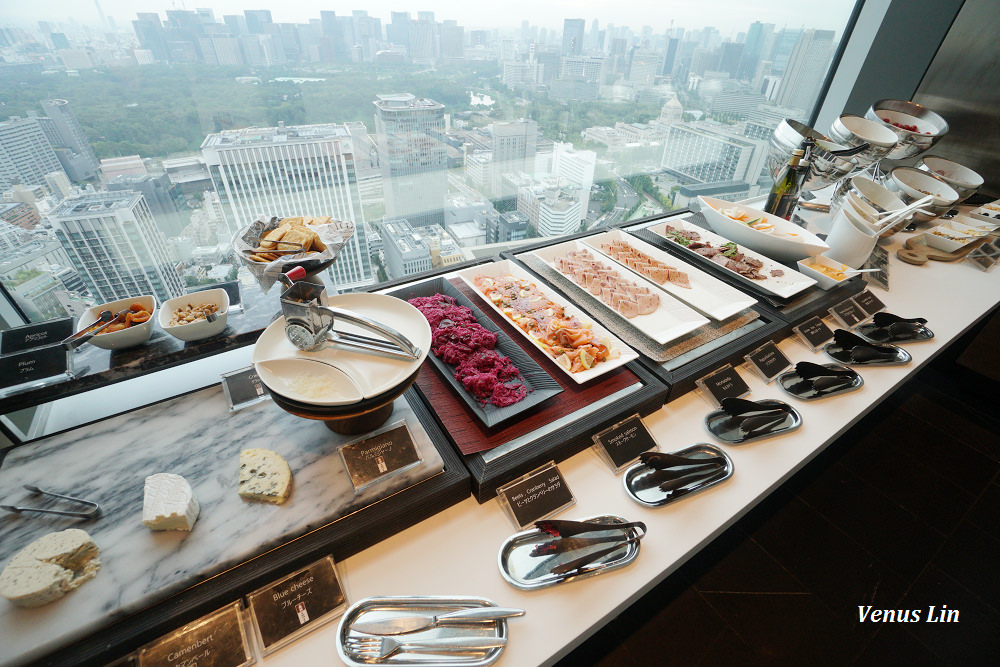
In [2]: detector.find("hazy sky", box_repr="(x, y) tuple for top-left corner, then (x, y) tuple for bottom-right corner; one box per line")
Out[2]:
(4, 1), (855, 37)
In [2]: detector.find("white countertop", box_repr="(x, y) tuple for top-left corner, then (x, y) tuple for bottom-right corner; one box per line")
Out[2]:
(259, 229), (1000, 667)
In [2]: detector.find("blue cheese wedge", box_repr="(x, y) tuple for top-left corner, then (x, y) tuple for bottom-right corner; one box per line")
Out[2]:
(142, 473), (200, 531)
(0, 529), (100, 607)
(238, 448), (292, 504)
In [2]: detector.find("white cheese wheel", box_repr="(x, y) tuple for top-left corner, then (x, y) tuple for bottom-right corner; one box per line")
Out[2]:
(142, 473), (200, 531)
(0, 529), (100, 607)
(238, 448), (292, 504)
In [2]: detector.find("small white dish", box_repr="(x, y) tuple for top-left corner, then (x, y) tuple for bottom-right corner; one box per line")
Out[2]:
(76, 295), (156, 350)
(796, 255), (853, 291)
(698, 196), (830, 263)
(925, 225), (976, 253)
(255, 358), (364, 406)
(159, 288), (229, 342)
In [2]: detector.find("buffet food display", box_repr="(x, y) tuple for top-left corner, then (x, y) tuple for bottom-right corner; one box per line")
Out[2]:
(3, 94), (997, 667)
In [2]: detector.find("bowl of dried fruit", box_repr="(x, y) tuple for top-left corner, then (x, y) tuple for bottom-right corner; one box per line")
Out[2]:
(76, 295), (157, 350)
(158, 288), (230, 342)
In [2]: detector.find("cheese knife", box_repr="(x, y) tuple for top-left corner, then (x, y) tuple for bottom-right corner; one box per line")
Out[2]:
(351, 607), (525, 636)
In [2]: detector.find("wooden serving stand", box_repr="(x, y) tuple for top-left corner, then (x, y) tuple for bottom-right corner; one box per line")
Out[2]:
(897, 234), (987, 265)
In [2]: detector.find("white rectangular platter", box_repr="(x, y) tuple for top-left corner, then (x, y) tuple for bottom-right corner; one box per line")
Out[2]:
(645, 218), (816, 298)
(528, 239), (708, 344)
(582, 229), (758, 321)
(456, 259), (639, 384)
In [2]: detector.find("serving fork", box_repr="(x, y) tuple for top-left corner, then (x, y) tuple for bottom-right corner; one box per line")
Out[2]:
(345, 635), (507, 661)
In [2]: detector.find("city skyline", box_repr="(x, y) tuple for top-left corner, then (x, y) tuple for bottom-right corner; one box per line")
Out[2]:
(1, 1), (856, 37)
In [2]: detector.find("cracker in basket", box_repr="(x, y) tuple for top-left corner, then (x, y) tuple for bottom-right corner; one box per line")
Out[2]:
(259, 225), (290, 250)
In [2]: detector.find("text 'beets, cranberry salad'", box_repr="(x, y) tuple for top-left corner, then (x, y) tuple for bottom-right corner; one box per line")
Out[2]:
(408, 294), (528, 408)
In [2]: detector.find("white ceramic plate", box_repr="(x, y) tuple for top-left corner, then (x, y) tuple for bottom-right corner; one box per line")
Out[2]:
(528, 239), (708, 344)
(583, 229), (758, 321)
(647, 218), (816, 299)
(251, 293), (431, 405)
(455, 259), (639, 384)
(699, 196), (830, 263)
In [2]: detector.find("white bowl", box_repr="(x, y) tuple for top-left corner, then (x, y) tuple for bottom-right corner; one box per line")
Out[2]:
(698, 196), (830, 263)
(796, 255), (853, 290)
(925, 225), (976, 253)
(77, 295), (156, 350)
(916, 155), (983, 201)
(255, 358), (364, 407)
(159, 288), (230, 342)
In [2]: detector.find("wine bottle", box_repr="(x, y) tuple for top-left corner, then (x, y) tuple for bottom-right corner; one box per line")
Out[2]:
(765, 148), (805, 220)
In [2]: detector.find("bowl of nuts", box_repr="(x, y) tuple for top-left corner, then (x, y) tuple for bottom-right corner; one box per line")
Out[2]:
(158, 288), (229, 342)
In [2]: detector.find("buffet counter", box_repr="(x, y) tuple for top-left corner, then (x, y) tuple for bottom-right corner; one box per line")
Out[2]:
(0, 213), (997, 666)
(257, 228), (998, 666)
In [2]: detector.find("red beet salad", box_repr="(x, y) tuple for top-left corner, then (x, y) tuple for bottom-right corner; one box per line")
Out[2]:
(408, 294), (528, 408)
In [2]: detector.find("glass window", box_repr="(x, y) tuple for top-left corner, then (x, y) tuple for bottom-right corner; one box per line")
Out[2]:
(0, 1), (858, 328)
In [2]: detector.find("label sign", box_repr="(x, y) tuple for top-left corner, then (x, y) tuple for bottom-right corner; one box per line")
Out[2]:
(339, 422), (421, 491)
(830, 299), (865, 328)
(592, 414), (657, 468)
(500, 465), (575, 529)
(744, 341), (792, 383)
(0, 345), (69, 390)
(853, 290), (886, 318)
(696, 364), (751, 407)
(220, 366), (269, 411)
(793, 316), (834, 349)
(1, 318), (74, 355)
(137, 602), (253, 667)
(247, 556), (345, 654)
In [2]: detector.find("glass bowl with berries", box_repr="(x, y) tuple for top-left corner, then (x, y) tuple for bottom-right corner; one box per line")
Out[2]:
(865, 99), (948, 160)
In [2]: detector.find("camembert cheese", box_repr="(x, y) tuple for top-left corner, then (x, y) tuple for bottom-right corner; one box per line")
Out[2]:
(142, 473), (200, 531)
(238, 448), (292, 504)
(0, 529), (100, 607)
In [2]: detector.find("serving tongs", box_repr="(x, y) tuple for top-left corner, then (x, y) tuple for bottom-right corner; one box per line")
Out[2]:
(856, 312), (932, 344)
(278, 268), (421, 360)
(789, 361), (859, 393)
(1, 485), (102, 519)
(705, 397), (801, 443)
(528, 519), (647, 576)
(825, 329), (911, 365)
(61, 308), (130, 351)
(241, 237), (307, 256)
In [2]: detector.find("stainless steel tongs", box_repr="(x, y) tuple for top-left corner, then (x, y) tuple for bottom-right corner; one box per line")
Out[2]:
(1, 485), (102, 519)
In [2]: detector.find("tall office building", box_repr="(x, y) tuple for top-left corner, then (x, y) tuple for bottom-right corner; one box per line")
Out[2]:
(374, 93), (448, 228)
(201, 123), (375, 290)
(551, 143), (596, 220)
(661, 121), (768, 185)
(490, 120), (538, 194)
(39, 99), (100, 182)
(49, 191), (184, 304)
(775, 29), (835, 113)
(562, 19), (585, 55)
(0, 116), (65, 187)
(738, 22), (775, 80)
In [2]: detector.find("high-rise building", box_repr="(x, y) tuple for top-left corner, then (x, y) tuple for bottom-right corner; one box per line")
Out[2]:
(39, 100), (100, 182)
(0, 116), (66, 188)
(559, 55), (606, 81)
(661, 121), (768, 185)
(562, 19), (585, 56)
(243, 10), (273, 34)
(491, 120), (538, 194)
(201, 122), (375, 290)
(738, 21), (775, 80)
(49, 191), (184, 304)
(551, 143), (596, 218)
(768, 28), (802, 75)
(775, 29), (835, 113)
(517, 180), (584, 238)
(132, 13), (169, 61)
(374, 93), (448, 228)
(107, 173), (184, 238)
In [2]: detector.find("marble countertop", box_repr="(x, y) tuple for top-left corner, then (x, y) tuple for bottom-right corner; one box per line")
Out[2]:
(0, 385), (444, 667)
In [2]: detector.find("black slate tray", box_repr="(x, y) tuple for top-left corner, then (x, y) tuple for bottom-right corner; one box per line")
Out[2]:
(386, 277), (563, 429)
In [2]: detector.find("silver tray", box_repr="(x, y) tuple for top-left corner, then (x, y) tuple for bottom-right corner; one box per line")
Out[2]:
(777, 363), (863, 400)
(623, 445), (733, 507)
(823, 341), (912, 366)
(337, 596), (509, 666)
(497, 515), (642, 590)
(705, 399), (802, 444)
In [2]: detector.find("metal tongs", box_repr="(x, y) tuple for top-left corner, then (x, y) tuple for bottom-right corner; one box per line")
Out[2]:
(1, 485), (102, 519)
(61, 308), (130, 351)
(277, 267), (421, 360)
